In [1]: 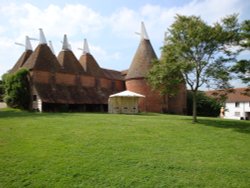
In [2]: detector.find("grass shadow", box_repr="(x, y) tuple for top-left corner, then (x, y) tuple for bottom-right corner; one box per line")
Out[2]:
(0, 108), (124, 119)
(198, 118), (250, 134)
(0, 108), (70, 119)
(0, 108), (163, 119)
(131, 112), (162, 116)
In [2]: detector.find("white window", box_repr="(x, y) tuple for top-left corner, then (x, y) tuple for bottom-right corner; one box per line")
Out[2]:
(235, 112), (240, 117)
(235, 102), (240, 107)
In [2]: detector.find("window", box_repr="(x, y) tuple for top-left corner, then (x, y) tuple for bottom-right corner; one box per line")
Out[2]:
(235, 112), (240, 117)
(33, 95), (37, 101)
(235, 102), (240, 107)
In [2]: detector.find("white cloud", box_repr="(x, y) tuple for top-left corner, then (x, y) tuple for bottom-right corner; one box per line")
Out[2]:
(0, 0), (249, 81)
(109, 7), (141, 38)
(0, 36), (22, 74)
(90, 45), (121, 68)
(0, 26), (6, 35)
(173, 0), (244, 23)
(0, 2), (108, 75)
(106, 0), (247, 47)
(62, 40), (121, 69)
(5, 3), (104, 39)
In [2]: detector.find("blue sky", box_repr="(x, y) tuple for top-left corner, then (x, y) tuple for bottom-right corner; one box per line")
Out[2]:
(0, 0), (249, 87)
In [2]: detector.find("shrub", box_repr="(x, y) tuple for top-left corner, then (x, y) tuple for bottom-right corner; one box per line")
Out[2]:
(0, 80), (3, 102)
(2, 69), (30, 110)
(187, 91), (223, 117)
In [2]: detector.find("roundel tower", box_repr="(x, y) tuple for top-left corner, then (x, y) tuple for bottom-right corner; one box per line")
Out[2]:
(125, 22), (187, 113)
(125, 22), (168, 112)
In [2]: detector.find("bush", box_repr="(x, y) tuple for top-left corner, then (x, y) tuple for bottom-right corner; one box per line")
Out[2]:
(0, 80), (3, 102)
(2, 69), (30, 110)
(187, 91), (223, 117)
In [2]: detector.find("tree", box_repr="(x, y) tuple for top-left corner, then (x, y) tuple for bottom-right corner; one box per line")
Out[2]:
(231, 60), (250, 86)
(0, 80), (4, 102)
(2, 68), (31, 110)
(231, 20), (250, 87)
(187, 91), (223, 117)
(147, 14), (240, 123)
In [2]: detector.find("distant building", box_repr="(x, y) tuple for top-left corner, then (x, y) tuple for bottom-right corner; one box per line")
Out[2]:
(206, 88), (250, 120)
(9, 23), (187, 113)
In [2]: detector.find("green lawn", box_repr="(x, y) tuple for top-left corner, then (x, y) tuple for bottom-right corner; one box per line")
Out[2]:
(0, 108), (249, 188)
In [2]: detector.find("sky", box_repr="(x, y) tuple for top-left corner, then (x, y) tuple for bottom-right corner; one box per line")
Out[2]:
(0, 0), (249, 87)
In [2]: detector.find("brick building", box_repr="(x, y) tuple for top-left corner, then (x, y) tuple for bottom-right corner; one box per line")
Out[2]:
(9, 23), (186, 113)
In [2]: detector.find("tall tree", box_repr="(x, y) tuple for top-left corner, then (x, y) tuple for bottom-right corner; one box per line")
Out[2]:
(147, 14), (240, 123)
(231, 20), (250, 87)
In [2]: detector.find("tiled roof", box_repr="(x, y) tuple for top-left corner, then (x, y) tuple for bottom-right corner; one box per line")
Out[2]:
(121, 69), (128, 76)
(79, 53), (105, 77)
(9, 50), (33, 73)
(34, 82), (117, 104)
(102, 68), (124, 80)
(19, 43), (125, 105)
(126, 39), (157, 80)
(205, 88), (250, 102)
(57, 50), (85, 74)
(23, 44), (62, 72)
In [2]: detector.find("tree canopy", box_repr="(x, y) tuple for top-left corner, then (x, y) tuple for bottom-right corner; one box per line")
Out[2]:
(231, 20), (250, 86)
(0, 80), (4, 102)
(147, 14), (243, 122)
(186, 91), (223, 117)
(2, 68), (31, 110)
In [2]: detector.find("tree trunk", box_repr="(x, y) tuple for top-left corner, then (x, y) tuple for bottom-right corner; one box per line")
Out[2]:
(192, 91), (197, 123)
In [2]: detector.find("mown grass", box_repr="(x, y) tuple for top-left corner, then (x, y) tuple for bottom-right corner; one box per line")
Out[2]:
(0, 108), (249, 187)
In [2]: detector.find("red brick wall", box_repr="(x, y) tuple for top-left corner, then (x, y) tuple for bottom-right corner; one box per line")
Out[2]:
(80, 75), (95, 87)
(31, 70), (186, 113)
(32, 71), (50, 83)
(115, 80), (125, 91)
(168, 83), (187, 114)
(56, 73), (75, 85)
(100, 78), (112, 89)
(126, 79), (166, 112)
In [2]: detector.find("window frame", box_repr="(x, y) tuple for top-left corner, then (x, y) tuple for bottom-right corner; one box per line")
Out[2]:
(234, 112), (240, 117)
(235, 102), (240, 107)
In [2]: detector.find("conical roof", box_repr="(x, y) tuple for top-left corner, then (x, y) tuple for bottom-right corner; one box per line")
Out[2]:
(57, 50), (85, 74)
(126, 39), (157, 80)
(9, 50), (33, 73)
(79, 53), (104, 77)
(23, 44), (61, 72)
(110, 90), (145, 98)
(57, 34), (85, 74)
(48, 41), (55, 54)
